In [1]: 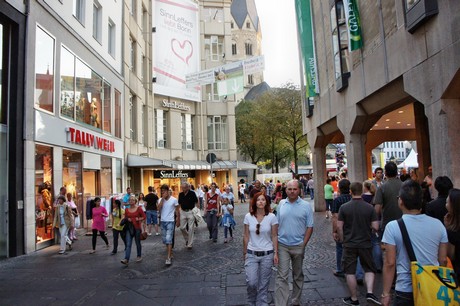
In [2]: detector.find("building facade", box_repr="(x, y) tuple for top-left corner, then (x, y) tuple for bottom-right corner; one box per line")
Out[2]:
(23, 0), (124, 253)
(302, 0), (460, 211)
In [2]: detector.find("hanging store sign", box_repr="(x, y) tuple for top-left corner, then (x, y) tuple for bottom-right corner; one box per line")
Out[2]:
(66, 127), (115, 153)
(154, 170), (195, 179)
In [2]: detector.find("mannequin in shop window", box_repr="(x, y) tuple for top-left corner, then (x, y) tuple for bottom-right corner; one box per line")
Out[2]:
(90, 98), (100, 128)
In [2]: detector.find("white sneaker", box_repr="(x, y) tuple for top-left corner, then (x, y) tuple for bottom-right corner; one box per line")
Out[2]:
(147, 233), (152, 236)
(155, 232), (160, 236)
(165, 258), (172, 265)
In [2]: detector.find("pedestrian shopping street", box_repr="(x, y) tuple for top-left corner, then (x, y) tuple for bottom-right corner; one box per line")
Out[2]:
(0, 199), (382, 305)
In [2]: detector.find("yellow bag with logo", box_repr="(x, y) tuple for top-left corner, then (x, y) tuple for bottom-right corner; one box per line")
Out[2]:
(398, 219), (460, 306)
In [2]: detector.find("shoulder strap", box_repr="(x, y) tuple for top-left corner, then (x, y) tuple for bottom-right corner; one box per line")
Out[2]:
(397, 218), (417, 262)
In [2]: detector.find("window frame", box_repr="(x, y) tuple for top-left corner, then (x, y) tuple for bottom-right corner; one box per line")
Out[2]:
(92, 1), (102, 43)
(73, 0), (86, 25)
(155, 109), (167, 149)
(330, 0), (350, 92)
(35, 25), (55, 114)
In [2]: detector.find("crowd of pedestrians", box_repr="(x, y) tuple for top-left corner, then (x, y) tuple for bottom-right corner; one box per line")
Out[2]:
(47, 162), (460, 306)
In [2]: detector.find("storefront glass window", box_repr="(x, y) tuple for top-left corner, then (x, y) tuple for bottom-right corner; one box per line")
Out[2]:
(75, 58), (102, 129)
(103, 81), (111, 133)
(116, 159), (122, 192)
(62, 150), (83, 228)
(35, 26), (55, 113)
(101, 156), (112, 197)
(35, 145), (54, 243)
(60, 47), (76, 119)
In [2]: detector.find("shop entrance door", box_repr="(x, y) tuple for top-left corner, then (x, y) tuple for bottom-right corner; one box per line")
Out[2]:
(0, 23), (8, 257)
(83, 170), (100, 231)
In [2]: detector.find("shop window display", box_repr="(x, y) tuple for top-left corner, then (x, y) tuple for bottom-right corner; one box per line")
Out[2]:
(35, 145), (54, 243)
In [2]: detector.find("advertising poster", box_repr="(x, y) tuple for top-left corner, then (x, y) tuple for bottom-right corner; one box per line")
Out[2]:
(154, 0), (200, 101)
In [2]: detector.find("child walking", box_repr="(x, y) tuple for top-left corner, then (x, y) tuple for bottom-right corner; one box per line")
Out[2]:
(221, 198), (236, 243)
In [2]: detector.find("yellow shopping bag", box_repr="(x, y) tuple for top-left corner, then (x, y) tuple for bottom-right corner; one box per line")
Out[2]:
(411, 262), (460, 305)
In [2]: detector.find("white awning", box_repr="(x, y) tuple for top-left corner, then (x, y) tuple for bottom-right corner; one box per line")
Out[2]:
(127, 154), (171, 168)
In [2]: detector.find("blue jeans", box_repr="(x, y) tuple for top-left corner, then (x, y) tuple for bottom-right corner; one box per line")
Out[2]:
(336, 241), (343, 272)
(124, 228), (141, 261)
(161, 221), (175, 244)
(224, 226), (233, 239)
(275, 243), (305, 306)
(372, 232), (383, 271)
(206, 211), (218, 240)
(245, 252), (274, 306)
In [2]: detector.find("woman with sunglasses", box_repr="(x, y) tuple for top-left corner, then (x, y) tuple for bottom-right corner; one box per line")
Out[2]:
(243, 191), (279, 306)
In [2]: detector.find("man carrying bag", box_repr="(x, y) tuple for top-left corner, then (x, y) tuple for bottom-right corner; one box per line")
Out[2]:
(381, 180), (451, 305)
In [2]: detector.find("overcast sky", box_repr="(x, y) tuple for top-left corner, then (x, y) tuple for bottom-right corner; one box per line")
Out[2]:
(254, 0), (301, 88)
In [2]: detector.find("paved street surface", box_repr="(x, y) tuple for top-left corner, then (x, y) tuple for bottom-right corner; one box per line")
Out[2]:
(0, 199), (383, 305)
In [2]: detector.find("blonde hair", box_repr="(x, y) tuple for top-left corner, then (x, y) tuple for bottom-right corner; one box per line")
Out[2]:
(363, 180), (376, 195)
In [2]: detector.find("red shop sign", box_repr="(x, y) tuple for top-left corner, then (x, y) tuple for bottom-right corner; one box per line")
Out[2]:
(66, 127), (115, 153)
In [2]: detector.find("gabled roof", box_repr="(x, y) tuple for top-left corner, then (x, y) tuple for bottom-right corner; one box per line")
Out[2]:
(244, 81), (271, 100)
(231, 0), (259, 31)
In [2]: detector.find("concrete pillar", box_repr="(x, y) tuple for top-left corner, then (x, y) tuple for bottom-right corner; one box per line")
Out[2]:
(344, 133), (368, 183)
(311, 146), (326, 212)
(413, 102), (430, 180)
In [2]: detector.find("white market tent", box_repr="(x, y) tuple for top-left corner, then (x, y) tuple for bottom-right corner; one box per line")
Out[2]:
(397, 149), (419, 169)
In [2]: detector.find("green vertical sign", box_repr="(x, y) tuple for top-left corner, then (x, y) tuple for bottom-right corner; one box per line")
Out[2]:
(295, 0), (317, 97)
(344, 0), (363, 51)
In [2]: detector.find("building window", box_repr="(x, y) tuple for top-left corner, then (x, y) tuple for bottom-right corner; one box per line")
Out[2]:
(142, 104), (148, 146)
(60, 46), (115, 132)
(141, 54), (145, 81)
(73, 0), (85, 24)
(129, 92), (137, 141)
(92, 1), (102, 43)
(108, 19), (116, 58)
(155, 109), (167, 149)
(205, 83), (220, 101)
(114, 89), (121, 138)
(103, 81), (111, 133)
(181, 114), (194, 150)
(207, 116), (228, 150)
(35, 145), (54, 243)
(203, 7), (223, 22)
(204, 35), (224, 61)
(246, 21), (250, 29)
(232, 42), (237, 55)
(130, 35), (136, 72)
(404, 0), (438, 33)
(35, 26), (55, 113)
(74, 57), (102, 129)
(231, 22), (234, 29)
(245, 41), (253, 56)
(330, 1), (350, 91)
(248, 74), (254, 85)
(131, 0), (137, 19)
(142, 6), (148, 32)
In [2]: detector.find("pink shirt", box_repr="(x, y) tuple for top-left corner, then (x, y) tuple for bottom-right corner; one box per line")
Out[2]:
(92, 206), (108, 231)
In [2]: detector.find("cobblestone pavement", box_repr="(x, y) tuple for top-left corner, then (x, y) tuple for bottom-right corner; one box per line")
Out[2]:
(0, 199), (383, 305)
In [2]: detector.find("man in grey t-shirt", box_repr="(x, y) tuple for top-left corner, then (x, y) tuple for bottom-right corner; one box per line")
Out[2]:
(374, 162), (402, 231)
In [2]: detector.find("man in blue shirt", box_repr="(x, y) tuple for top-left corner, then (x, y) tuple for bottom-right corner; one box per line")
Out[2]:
(275, 180), (314, 306)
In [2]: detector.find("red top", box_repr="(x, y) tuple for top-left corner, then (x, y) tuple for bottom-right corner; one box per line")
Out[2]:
(124, 207), (146, 230)
(206, 193), (219, 211)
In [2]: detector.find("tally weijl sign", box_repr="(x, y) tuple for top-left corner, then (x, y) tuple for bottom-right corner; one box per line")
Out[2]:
(66, 127), (115, 153)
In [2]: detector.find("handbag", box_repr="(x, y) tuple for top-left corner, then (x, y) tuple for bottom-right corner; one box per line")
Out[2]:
(119, 218), (128, 226)
(74, 215), (81, 228)
(140, 231), (148, 240)
(398, 219), (460, 305)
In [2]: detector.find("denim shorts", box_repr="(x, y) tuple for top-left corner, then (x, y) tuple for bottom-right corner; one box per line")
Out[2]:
(146, 210), (158, 225)
(161, 221), (175, 245)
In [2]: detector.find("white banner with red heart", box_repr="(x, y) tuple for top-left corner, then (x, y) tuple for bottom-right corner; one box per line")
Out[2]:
(154, 0), (200, 101)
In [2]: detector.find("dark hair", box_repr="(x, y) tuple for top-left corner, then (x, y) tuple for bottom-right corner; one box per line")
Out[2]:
(385, 162), (398, 177)
(350, 182), (363, 196)
(94, 197), (101, 203)
(445, 189), (460, 232)
(139, 193), (144, 199)
(434, 176), (453, 197)
(113, 199), (122, 217)
(338, 179), (350, 194)
(250, 191), (270, 216)
(203, 185), (209, 192)
(148, 186), (154, 192)
(374, 167), (383, 174)
(57, 195), (66, 202)
(160, 184), (169, 191)
(399, 180), (422, 210)
(326, 178), (331, 184)
(331, 176), (336, 182)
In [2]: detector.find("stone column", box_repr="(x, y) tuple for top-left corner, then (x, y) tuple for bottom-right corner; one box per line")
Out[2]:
(344, 133), (368, 183)
(311, 145), (326, 212)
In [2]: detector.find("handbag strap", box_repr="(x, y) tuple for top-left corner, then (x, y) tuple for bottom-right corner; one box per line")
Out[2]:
(397, 218), (417, 262)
